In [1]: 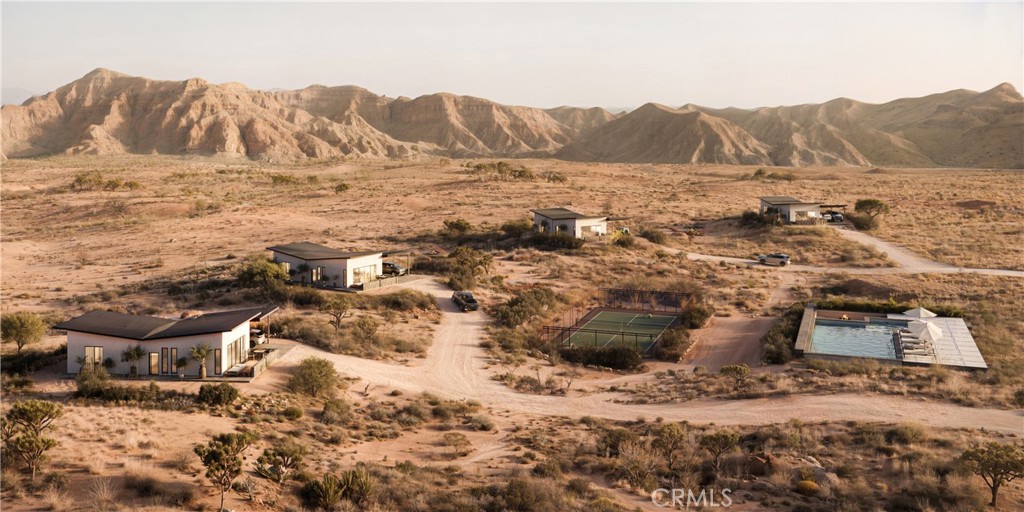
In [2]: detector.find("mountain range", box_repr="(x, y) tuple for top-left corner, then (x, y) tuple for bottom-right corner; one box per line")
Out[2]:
(2, 69), (1021, 168)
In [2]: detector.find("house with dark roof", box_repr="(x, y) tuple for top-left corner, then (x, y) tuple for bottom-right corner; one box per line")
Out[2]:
(531, 208), (608, 239)
(266, 242), (384, 289)
(759, 196), (822, 223)
(56, 306), (277, 377)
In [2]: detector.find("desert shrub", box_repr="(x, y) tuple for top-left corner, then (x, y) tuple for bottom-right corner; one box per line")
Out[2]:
(443, 218), (473, 236)
(320, 398), (352, 425)
(1013, 389), (1024, 408)
(487, 477), (567, 512)
(638, 227), (667, 244)
(281, 406), (304, 420)
(274, 316), (335, 350)
(70, 171), (106, 191)
(501, 218), (536, 239)
(847, 213), (879, 231)
(269, 173), (300, 186)
(334, 182), (350, 193)
(527, 232), (584, 251)
(559, 346), (642, 370)
(372, 290), (436, 311)
(468, 414), (495, 431)
(1, 344), (66, 375)
(740, 211), (783, 228)
(795, 480), (820, 496)
(613, 233), (636, 248)
(289, 287), (325, 308)
(288, 357), (340, 398)
(762, 304), (803, 364)
(75, 365), (111, 397)
(492, 287), (560, 328)
(597, 428), (639, 457)
(653, 327), (691, 362)
(886, 424), (927, 445)
(541, 171), (567, 183)
(680, 302), (715, 328)
(197, 383), (239, 406)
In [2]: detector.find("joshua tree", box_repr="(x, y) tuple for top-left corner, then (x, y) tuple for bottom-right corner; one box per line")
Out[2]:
(191, 343), (212, 379)
(1, 311), (47, 354)
(121, 344), (145, 377)
(959, 442), (1024, 507)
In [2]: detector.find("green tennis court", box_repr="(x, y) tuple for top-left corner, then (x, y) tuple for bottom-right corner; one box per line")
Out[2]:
(561, 310), (678, 353)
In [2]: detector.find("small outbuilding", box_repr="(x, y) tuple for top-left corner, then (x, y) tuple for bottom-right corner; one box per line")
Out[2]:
(56, 306), (278, 377)
(267, 242), (383, 289)
(532, 208), (608, 239)
(759, 196), (822, 224)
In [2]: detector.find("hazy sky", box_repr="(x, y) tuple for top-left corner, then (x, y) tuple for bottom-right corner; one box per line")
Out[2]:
(3, 2), (1022, 109)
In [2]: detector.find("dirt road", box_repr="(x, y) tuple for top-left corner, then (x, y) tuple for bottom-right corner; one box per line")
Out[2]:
(684, 226), (1023, 277)
(269, 278), (1024, 434)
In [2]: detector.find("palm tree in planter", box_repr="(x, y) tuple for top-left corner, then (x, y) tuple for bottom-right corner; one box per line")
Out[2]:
(121, 344), (145, 378)
(190, 343), (212, 379)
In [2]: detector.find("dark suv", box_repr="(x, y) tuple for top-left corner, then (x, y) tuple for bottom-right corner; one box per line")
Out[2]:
(381, 262), (407, 276)
(451, 291), (479, 312)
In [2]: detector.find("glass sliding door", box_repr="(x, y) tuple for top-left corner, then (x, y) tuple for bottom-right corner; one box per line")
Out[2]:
(149, 353), (159, 375)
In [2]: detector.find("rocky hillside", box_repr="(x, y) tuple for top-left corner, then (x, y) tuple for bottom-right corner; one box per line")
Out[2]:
(3, 69), (1021, 167)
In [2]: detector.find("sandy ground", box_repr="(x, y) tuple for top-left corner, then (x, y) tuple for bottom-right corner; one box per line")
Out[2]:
(258, 278), (1024, 434)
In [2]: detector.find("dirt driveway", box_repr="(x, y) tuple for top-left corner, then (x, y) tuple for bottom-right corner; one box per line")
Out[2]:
(263, 278), (1024, 434)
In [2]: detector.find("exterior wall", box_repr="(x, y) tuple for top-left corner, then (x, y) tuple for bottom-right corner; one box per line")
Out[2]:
(574, 218), (607, 238)
(66, 325), (248, 377)
(270, 251), (382, 288)
(759, 201), (820, 223)
(787, 204), (821, 223)
(533, 214), (606, 239)
(534, 213), (574, 235)
(345, 253), (383, 286)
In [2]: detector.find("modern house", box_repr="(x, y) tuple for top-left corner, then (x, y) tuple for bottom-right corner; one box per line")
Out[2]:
(56, 306), (278, 377)
(759, 196), (822, 223)
(532, 208), (608, 239)
(267, 242), (384, 289)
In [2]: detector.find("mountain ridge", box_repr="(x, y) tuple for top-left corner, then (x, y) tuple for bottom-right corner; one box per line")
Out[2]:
(2, 69), (1021, 168)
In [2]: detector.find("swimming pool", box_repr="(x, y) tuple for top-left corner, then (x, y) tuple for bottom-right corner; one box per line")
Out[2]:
(809, 319), (898, 360)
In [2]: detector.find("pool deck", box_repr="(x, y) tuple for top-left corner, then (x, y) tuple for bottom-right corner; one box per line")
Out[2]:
(796, 305), (988, 370)
(794, 305), (818, 355)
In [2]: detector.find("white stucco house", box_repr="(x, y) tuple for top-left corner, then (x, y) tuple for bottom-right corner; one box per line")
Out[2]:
(532, 208), (608, 239)
(759, 196), (822, 223)
(267, 242), (384, 289)
(56, 306), (278, 377)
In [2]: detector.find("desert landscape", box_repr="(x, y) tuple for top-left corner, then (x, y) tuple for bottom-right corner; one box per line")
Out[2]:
(3, 2), (1024, 511)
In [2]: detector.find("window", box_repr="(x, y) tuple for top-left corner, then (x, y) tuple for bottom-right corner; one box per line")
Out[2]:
(149, 353), (159, 375)
(84, 346), (103, 367)
(352, 265), (376, 285)
(214, 349), (221, 375)
(280, 261), (290, 274)
(170, 348), (179, 373)
(161, 348), (169, 374)
(226, 342), (233, 367)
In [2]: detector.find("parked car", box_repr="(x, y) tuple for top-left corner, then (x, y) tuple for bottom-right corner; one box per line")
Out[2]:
(381, 262), (407, 276)
(822, 210), (844, 223)
(757, 253), (791, 266)
(451, 291), (479, 312)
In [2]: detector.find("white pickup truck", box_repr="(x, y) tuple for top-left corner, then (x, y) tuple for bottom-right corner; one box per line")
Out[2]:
(757, 253), (791, 266)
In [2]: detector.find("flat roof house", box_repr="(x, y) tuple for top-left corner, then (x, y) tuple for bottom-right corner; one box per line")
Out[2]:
(759, 196), (822, 224)
(532, 208), (608, 239)
(267, 242), (383, 289)
(56, 306), (277, 377)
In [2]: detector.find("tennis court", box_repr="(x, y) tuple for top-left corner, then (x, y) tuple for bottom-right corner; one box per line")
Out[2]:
(556, 310), (678, 353)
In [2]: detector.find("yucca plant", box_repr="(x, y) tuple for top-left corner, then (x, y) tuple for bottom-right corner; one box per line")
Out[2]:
(303, 474), (344, 510)
(340, 468), (376, 505)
